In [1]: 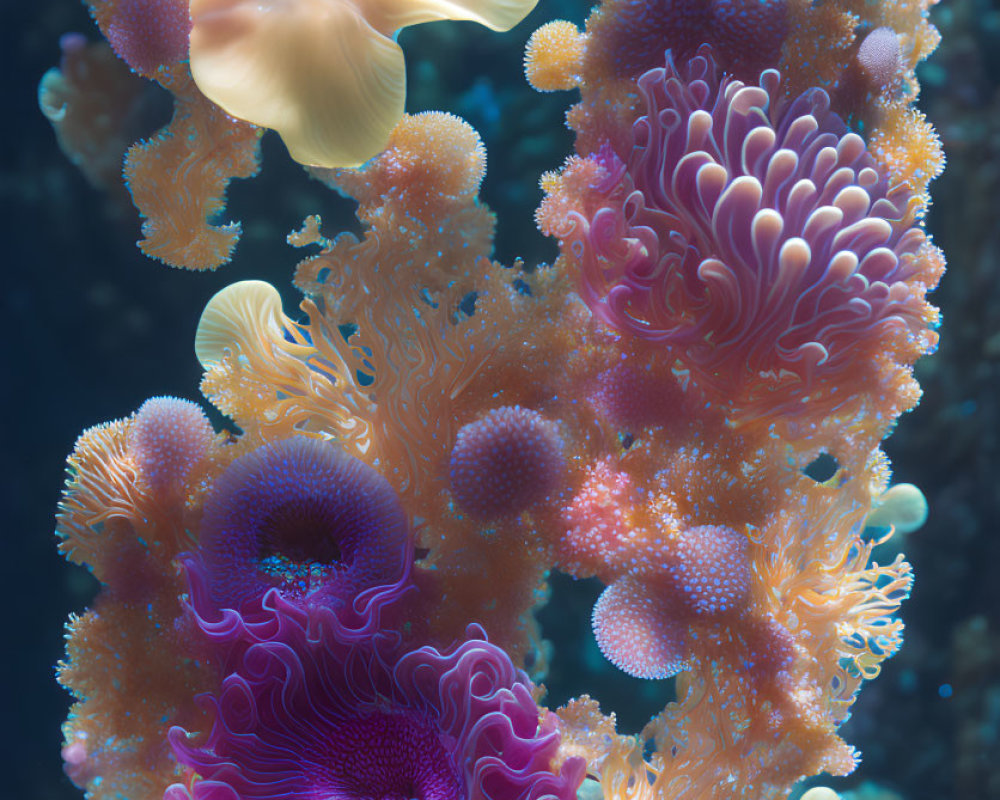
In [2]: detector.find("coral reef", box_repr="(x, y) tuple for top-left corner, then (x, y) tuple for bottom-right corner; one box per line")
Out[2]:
(41, 1), (950, 800)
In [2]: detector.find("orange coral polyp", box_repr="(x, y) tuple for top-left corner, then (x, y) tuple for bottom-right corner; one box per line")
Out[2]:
(525, 20), (585, 91)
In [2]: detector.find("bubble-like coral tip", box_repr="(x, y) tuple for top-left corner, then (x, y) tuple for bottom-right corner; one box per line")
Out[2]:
(593, 575), (688, 679)
(856, 27), (902, 92)
(128, 396), (213, 490)
(524, 21), (584, 92)
(449, 406), (565, 520)
(867, 482), (928, 535)
(104, 0), (191, 77)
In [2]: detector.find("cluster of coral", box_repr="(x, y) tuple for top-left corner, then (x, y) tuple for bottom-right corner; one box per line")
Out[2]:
(45, 0), (946, 799)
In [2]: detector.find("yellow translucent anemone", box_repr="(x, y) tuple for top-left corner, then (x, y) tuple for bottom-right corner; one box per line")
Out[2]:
(189, 0), (539, 168)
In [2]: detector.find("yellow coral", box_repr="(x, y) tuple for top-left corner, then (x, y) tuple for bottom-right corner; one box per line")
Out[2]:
(189, 0), (540, 167)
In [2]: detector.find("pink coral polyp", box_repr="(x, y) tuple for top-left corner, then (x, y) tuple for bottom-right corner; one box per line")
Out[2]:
(166, 604), (585, 800)
(561, 47), (932, 419)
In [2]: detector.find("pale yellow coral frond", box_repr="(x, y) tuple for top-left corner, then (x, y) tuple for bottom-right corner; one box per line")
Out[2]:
(370, 0), (539, 32)
(195, 280), (296, 368)
(190, 0), (406, 168)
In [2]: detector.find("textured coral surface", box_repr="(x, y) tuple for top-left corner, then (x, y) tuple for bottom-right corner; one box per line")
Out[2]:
(30, 2), (954, 800)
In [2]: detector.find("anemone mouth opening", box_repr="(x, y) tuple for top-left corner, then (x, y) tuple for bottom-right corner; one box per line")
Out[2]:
(257, 500), (349, 567)
(803, 452), (839, 483)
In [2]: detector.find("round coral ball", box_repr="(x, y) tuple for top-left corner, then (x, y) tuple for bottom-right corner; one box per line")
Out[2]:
(128, 396), (213, 490)
(449, 406), (565, 520)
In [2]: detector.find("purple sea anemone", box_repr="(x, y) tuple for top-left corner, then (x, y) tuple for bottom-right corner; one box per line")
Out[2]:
(187, 436), (412, 629)
(560, 46), (936, 421)
(165, 600), (586, 800)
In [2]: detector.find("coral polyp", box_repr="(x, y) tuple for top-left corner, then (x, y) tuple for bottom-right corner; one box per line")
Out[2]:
(449, 406), (566, 520)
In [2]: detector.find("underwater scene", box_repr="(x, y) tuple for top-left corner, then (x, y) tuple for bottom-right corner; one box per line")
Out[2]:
(5, 1), (1000, 799)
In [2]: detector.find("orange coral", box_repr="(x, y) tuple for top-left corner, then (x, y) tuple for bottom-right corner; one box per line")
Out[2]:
(525, 21), (585, 92)
(123, 66), (262, 270)
(76, 0), (263, 270)
(50, 3), (948, 800)
(56, 406), (222, 800)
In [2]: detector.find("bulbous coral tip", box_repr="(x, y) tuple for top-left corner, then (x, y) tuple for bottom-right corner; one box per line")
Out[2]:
(593, 576), (688, 679)
(449, 406), (565, 520)
(525, 21), (584, 92)
(195, 280), (286, 368)
(856, 27), (902, 92)
(105, 0), (191, 77)
(866, 482), (928, 535)
(668, 524), (751, 616)
(379, 112), (487, 199)
(129, 397), (213, 489)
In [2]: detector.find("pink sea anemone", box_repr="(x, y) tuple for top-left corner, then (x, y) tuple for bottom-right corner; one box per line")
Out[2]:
(554, 46), (934, 421)
(449, 406), (565, 520)
(187, 436), (411, 626)
(165, 599), (585, 800)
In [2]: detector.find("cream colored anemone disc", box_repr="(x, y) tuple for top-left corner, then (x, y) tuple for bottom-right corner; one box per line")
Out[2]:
(195, 280), (287, 369)
(188, 0), (538, 168)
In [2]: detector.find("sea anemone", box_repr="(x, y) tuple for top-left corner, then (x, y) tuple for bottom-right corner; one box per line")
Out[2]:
(165, 599), (586, 800)
(187, 436), (411, 626)
(553, 46), (935, 422)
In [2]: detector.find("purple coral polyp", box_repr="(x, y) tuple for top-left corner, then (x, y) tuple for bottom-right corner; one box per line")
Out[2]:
(189, 436), (412, 622)
(166, 608), (585, 800)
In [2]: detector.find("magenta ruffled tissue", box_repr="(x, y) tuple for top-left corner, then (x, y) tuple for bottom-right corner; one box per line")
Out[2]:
(165, 600), (586, 800)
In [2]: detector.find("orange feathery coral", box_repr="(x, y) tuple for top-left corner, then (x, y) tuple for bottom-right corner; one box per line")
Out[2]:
(123, 66), (262, 270)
